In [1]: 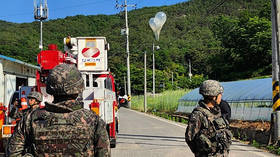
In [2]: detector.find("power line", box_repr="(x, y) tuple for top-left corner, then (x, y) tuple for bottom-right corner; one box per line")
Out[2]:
(116, 0), (136, 108)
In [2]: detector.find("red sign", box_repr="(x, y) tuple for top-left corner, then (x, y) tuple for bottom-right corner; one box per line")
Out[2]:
(82, 48), (100, 58)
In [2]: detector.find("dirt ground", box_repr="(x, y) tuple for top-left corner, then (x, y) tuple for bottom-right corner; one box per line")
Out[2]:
(230, 120), (271, 131)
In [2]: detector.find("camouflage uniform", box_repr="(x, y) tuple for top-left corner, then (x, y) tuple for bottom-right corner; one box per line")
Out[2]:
(9, 106), (29, 120)
(9, 91), (42, 120)
(7, 64), (110, 157)
(185, 80), (232, 157)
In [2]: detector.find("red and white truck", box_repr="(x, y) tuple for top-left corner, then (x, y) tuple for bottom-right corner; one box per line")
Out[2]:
(2, 36), (118, 148)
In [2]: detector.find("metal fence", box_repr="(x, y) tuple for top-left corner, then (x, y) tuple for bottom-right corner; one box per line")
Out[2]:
(177, 100), (272, 121)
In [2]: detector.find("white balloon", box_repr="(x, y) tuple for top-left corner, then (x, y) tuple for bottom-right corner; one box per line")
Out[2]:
(149, 12), (167, 41)
(149, 18), (162, 41)
(149, 18), (161, 32)
(155, 12), (166, 26)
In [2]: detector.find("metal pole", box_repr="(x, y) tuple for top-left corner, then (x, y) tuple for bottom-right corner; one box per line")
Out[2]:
(271, 0), (280, 144)
(171, 72), (173, 86)
(39, 20), (43, 50)
(124, 0), (131, 108)
(152, 42), (155, 97)
(144, 51), (147, 112)
(124, 76), (127, 95)
(189, 59), (192, 80)
(272, 0), (280, 111)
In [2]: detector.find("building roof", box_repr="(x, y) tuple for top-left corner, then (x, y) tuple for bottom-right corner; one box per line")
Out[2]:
(179, 78), (272, 102)
(0, 54), (39, 69)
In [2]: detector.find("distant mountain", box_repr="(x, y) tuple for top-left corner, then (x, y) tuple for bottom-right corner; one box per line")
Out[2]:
(0, 0), (270, 94)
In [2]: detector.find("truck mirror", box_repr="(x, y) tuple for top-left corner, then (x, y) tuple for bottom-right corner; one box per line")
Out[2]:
(105, 43), (110, 51)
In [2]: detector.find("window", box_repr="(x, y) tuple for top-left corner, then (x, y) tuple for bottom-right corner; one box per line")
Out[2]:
(105, 77), (112, 90)
(93, 75), (98, 87)
(86, 74), (89, 87)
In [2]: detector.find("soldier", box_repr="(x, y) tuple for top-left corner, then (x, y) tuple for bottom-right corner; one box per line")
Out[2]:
(185, 80), (232, 157)
(9, 98), (20, 120)
(27, 91), (42, 110)
(9, 92), (42, 121)
(220, 99), (231, 122)
(7, 64), (111, 157)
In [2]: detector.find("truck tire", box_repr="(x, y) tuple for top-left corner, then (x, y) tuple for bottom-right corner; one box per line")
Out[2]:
(110, 138), (116, 148)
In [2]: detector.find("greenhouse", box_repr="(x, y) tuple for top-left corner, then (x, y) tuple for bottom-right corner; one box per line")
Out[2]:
(177, 78), (273, 121)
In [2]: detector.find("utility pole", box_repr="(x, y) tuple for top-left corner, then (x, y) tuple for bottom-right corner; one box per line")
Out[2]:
(124, 76), (127, 95)
(152, 44), (160, 97)
(271, 0), (280, 144)
(34, 0), (48, 50)
(188, 59), (192, 80)
(171, 72), (173, 87)
(144, 51), (147, 112)
(116, 0), (136, 108)
(152, 43), (155, 97)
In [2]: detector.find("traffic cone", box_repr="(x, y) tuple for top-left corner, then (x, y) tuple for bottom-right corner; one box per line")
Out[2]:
(20, 91), (28, 111)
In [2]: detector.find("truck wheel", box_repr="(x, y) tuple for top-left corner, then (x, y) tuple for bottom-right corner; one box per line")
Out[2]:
(110, 138), (116, 148)
(115, 117), (119, 134)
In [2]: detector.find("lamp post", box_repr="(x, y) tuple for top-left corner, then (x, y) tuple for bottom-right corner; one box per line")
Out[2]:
(188, 59), (192, 80)
(152, 43), (155, 97)
(34, 0), (48, 50)
(144, 51), (147, 112)
(149, 12), (166, 97)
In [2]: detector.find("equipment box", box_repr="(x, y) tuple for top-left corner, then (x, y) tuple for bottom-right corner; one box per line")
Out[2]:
(77, 37), (108, 71)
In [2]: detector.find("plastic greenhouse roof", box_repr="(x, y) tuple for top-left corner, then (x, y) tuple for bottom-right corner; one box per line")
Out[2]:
(179, 78), (272, 102)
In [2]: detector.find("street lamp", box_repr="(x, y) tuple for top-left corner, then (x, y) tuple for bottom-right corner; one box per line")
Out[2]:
(188, 59), (192, 80)
(34, 0), (48, 50)
(144, 51), (147, 112)
(149, 12), (166, 97)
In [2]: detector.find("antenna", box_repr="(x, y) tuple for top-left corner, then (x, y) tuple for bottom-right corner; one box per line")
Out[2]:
(34, 0), (48, 50)
(34, 0), (48, 20)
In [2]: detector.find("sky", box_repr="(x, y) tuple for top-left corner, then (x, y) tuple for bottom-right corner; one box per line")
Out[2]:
(0, 0), (187, 23)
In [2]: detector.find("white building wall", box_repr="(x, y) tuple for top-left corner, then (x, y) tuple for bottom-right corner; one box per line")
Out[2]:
(4, 74), (16, 107)
(0, 56), (39, 108)
(0, 61), (4, 105)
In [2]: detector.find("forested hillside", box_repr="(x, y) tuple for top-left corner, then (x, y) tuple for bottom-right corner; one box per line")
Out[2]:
(0, 0), (271, 94)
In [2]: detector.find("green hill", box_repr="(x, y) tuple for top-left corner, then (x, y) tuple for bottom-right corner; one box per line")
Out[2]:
(0, 0), (271, 94)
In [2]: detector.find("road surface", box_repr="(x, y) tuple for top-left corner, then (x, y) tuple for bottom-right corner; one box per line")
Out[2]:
(112, 107), (278, 157)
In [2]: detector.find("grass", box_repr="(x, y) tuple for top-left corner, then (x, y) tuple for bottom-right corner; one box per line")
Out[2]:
(131, 89), (190, 124)
(251, 140), (280, 155)
(131, 89), (190, 113)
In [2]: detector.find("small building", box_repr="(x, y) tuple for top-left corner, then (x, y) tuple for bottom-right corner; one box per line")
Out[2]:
(177, 78), (272, 121)
(0, 55), (39, 108)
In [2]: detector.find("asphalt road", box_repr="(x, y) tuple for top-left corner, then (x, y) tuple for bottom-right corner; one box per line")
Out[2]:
(112, 107), (279, 157)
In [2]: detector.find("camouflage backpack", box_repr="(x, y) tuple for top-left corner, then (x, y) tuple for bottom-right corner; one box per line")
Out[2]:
(28, 109), (95, 156)
(194, 107), (232, 154)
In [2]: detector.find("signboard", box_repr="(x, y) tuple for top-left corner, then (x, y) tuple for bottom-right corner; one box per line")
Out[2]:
(77, 37), (108, 71)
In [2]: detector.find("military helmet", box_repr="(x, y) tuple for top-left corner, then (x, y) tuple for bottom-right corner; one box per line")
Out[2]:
(46, 64), (85, 96)
(199, 80), (223, 96)
(27, 91), (43, 102)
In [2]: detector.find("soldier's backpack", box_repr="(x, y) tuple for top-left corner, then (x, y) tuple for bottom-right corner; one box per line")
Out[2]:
(194, 107), (232, 153)
(27, 109), (95, 156)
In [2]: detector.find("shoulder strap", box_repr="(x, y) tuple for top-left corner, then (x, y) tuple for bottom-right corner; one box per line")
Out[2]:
(194, 106), (218, 131)
(194, 107), (213, 121)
